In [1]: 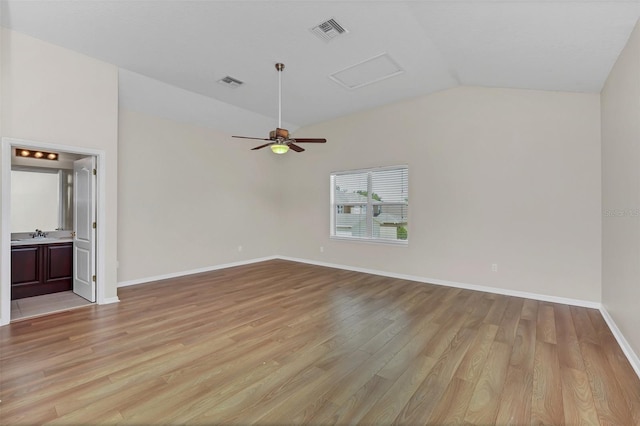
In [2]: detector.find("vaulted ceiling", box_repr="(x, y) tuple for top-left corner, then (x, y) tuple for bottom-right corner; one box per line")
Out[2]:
(2, 0), (639, 133)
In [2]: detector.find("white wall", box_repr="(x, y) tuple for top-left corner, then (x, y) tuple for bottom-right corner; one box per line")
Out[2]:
(602, 19), (640, 358)
(0, 29), (119, 309)
(279, 86), (602, 302)
(117, 109), (280, 283)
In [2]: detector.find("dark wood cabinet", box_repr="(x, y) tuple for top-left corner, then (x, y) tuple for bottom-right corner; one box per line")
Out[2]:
(11, 242), (73, 300)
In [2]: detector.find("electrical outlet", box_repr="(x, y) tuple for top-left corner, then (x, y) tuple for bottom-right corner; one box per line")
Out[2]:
(320, 246), (324, 253)
(491, 263), (498, 272)
(238, 245), (243, 252)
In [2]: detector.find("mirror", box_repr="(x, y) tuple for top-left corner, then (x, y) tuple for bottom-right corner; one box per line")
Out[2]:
(11, 168), (74, 233)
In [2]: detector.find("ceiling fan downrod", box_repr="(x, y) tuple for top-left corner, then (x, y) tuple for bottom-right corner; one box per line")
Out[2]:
(276, 62), (284, 130)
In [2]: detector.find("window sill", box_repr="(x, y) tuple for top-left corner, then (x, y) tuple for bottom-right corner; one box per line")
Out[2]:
(329, 236), (409, 247)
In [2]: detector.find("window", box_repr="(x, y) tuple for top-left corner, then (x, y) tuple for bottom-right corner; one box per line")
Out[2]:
(330, 165), (408, 243)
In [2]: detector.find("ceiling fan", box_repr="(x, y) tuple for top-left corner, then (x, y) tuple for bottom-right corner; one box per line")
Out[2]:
(232, 63), (327, 154)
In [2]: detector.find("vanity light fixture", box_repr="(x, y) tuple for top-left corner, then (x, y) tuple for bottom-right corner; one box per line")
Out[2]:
(15, 149), (58, 161)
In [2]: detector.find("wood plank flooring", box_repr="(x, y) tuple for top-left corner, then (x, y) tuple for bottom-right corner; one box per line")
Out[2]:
(1, 259), (639, 425)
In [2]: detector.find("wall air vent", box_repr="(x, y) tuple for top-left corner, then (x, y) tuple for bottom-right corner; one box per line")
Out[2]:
(217, 76), (244, 88)
(310, 18), (348, 42)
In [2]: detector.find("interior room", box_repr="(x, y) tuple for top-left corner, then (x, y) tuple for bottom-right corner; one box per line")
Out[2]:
(0, 1), (639, 424)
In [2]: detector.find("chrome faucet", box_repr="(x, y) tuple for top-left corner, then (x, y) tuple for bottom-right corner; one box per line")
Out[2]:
(32, 229), (47, 238)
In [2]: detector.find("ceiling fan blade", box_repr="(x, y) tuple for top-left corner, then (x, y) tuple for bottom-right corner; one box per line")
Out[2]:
(251, 143), (272, 150)
(288, 143), (305, 152)
(291, 138), (327, 143)
(232, 135), (271, 141)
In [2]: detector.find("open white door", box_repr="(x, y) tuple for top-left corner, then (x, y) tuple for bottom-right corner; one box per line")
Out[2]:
(73, 156), (96, 302)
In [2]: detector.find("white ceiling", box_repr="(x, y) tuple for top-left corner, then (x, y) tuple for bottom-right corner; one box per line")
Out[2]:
(2, 0), (639, 134)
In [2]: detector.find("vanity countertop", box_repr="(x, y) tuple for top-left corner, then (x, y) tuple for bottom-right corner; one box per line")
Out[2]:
(11, 238), (73, 246)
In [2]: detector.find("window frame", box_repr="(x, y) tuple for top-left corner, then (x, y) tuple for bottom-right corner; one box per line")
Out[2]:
(330, 165), (408, 245)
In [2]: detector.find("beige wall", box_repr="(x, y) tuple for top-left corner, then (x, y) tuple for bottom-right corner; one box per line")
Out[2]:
(602, 20), (640, 357)
(279, 87), (602, 302)
(1, 30), (119, 307)
(117, 109), (280, 282)
(0, 10), (3, 138)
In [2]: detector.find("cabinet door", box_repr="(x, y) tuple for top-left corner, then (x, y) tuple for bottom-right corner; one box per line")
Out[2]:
(46, 243), (73, 281)
(11, 245), (41, 286)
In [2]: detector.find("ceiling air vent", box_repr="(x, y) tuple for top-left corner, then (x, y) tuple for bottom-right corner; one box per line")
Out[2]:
(217, 76), (244, 88)
(310, 18), (347, 42)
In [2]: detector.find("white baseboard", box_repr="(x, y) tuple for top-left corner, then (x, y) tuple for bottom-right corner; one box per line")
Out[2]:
(117, 256), (278, 288)
(599, 306), (640, 379)
(100, 296), (120, 305)
(278, 256), (601, 309)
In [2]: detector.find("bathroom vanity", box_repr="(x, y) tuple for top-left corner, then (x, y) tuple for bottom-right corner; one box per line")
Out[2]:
(11, 239), (73, 299)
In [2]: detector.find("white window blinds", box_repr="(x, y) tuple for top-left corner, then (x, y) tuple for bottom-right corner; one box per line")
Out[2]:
(330, 165), (408, 243)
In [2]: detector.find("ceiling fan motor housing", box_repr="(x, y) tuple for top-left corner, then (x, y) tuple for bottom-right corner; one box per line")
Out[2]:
(270, 128), (290, 140)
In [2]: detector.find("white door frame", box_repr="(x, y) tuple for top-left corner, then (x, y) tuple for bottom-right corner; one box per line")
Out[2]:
(1, 137), (107, 326)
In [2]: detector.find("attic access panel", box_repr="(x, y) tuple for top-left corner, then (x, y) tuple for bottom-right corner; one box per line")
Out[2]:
(330, 53), (404, 90)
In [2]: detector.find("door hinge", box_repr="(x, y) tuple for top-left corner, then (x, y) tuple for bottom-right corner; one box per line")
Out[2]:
(92, 222), (97, 229)
(92, 275), (96, 282)
(93, 168), (97, 175)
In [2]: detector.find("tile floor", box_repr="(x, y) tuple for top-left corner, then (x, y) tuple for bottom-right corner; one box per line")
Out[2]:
(11, 291), (93, 321)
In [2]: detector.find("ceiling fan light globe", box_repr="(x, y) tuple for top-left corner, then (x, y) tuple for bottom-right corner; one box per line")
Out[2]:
(271, 144), (289, 155)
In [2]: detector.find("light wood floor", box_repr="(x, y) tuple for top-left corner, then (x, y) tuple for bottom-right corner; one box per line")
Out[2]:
(1, 259), (639, 425)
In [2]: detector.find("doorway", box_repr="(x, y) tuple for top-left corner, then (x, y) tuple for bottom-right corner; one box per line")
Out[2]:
(1, 138), (107, 325)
